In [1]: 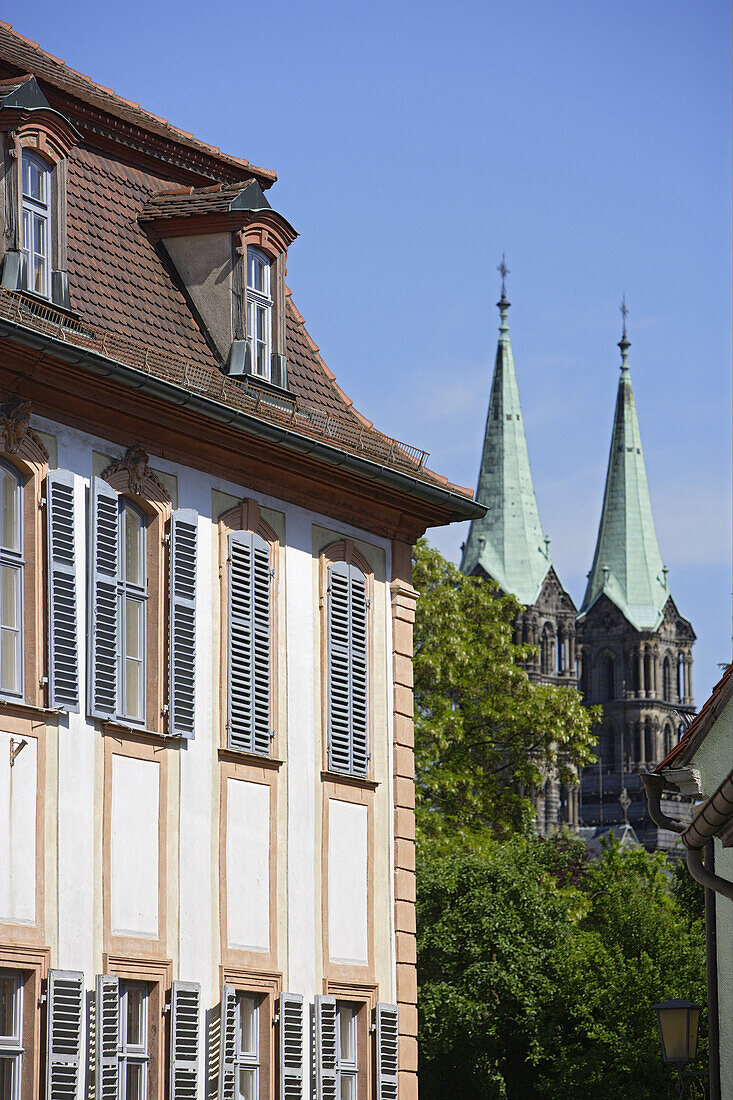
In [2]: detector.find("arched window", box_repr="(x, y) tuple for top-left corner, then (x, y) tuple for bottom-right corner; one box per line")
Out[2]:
(664, 722), (674, 757)
(601, 655), (615, 700)
(603, 724), (616, 767)
(556, 629), (564, 674)
(0, 461), (23, 696)
(541, 626), (554, 676)
(677, 653), (684, 702)
(246, 247), (272, 379)
(118, 499), (148, 723)
(662, 656), (672, 701)
(21, 151), (52, 298)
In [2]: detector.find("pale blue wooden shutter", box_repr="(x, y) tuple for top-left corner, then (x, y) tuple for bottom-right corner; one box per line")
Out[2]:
(45, 969), (84, 1100)
(327, 562), (368, 775)
(279, 992), (304, 1100)
(375, 1003), (399, 1100)
(88, 478), (119, 719)
(314, 995), (337, 1100)
(217, 985), (237, 1100)
(47, 469), (79, 711)
(170, 981), (201, 1100)
(169, 509), (198, 738)
(228, 531), (271, 754)
(95, 974), (119, 1100)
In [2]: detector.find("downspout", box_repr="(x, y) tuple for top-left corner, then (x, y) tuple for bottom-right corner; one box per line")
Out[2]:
(704, 839), (721, 1100)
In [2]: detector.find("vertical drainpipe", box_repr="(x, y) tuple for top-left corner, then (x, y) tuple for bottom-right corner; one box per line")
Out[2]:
(704, 839), (721, 1100)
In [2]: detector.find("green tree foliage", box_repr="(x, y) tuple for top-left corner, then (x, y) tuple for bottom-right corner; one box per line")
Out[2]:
(413, 540), (600, 836)
(417, 834), (707, 1099)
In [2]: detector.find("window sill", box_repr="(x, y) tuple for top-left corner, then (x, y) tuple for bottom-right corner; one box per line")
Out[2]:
(219, 747), (283, 769)
(102, 720), (169, 744)
(0, 697), (57, 718)
(321, 770), (379, 791)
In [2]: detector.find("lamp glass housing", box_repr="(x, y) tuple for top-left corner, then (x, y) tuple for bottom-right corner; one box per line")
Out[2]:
(653, 1000), (701, 1064)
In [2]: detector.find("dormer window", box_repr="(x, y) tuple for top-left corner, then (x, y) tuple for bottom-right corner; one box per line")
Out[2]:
(246, 247), (272, 379)
(21, 151), (52, 299)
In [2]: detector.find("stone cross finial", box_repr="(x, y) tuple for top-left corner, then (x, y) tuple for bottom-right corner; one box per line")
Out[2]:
(618, 295), (630, 364)
(498, 254), (510, 298)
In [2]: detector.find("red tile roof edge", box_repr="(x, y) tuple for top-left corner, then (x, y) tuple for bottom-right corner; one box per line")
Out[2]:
(0, 22), (276, 183)
(656, 663), (733, 772)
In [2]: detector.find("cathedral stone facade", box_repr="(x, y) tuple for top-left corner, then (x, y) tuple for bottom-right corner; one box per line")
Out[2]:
(462, 277), (695, 845)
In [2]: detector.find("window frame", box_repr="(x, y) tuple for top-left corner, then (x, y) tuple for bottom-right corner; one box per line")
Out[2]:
(0, 460), (25, 701)
(0, 970), (23, 1100)
(322, 986), (376, 1100)
(220, 972), (281, 1100)
(118, 980), (150, 1100)
(335, 1001), (358, 1100)
(117, 498), (148, 726)
(246, 247), (272, 380)
(20, 151), (52, 300)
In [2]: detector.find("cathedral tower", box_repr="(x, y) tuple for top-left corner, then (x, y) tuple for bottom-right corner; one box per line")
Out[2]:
(461, 266), (580, 833)
(576, 307), (696, 846)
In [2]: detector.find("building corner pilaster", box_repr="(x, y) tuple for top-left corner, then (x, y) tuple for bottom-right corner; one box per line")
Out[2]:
(391, 539), (419, 1099)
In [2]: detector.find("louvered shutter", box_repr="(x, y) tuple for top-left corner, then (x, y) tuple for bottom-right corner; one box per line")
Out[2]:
(88, 478), (119, 719)
(314, 995), (337, 1100)
(95, 974), (119, 1100)
(228, 531), (271, 754)
(217, 984), (237, 1100)
(169, 510), (198, 738)
(327, 562), (368, 776)
(45, 969), (84, 1100)
(170, 981), (201, 1100)
(47, 470), (79, 712)
(279, 992), (304, 1100)
(375, 1003), (399, 1100)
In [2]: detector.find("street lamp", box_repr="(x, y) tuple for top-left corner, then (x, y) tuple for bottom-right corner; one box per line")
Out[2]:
(653, 1001), (705, 1097)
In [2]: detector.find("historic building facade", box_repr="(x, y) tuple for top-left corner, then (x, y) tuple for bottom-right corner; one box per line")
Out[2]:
(460, 276), (580, 835)
(0, 24), (482, 1100)
(462, 279), (695, 845)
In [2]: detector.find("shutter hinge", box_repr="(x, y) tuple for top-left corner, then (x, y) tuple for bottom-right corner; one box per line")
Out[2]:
(162, 704), (169, 715)
(269, 567), (275, 577)
(367, 753), (372, 761)
(39, 676), (49, 687)
(269, 730), (276, 740)
(40, 496), (47, 508)
(163, 533), (171, 544)
(272, 1011), (280, 1026)
(39, 992), (47, 1006)
(370, 1022), (377, 1033)
(162, 1003), (171, 1014)
(366, 598), (371, 607)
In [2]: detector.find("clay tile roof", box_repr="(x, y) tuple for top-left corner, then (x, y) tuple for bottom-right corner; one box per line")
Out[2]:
(657, 663), (733, 772)
(0, 21), (276, 185)
(138, 179), (266, 221)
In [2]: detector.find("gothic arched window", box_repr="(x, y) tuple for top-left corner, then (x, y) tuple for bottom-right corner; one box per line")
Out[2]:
(662, 656), (672, 701)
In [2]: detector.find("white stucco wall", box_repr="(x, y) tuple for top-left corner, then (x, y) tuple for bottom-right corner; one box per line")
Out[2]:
(2, 411), (399, 1100)
(110, 754), (159, 938)
(328, 798), (368, 965)
(226, 778), (271, 952)
(0, 730), (36, 924)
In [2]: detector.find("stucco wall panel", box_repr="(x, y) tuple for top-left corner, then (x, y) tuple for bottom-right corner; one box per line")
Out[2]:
(110, 754), (159, 938)
(0, 731), (36, 924)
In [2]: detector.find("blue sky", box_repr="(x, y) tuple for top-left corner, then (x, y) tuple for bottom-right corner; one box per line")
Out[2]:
(8, 0), (731, 700)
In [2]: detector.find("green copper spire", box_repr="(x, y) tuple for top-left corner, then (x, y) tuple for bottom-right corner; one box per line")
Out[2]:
(579, 302), (669, 631)
(461, 262), (551, 605)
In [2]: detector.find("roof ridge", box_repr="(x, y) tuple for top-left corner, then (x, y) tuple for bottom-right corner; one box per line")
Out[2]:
(0, 21), (276, 183)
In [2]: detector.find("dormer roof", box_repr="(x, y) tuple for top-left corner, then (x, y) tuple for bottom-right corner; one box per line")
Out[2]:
(139, 180), (272, 221)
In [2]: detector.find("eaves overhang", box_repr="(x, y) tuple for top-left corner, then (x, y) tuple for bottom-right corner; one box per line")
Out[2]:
(0, 316), (484, 526)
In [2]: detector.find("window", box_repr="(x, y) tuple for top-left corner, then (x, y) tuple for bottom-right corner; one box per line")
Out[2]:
(0, 971), (22, 1100)
(227, 530), (272, 755)
(335, 1003), (358, 1100)
(246, 248), (272, 379)
(0, 462), (23, 698)
(234, 993), (260, 1100)
(601, 655), (615, 700)
(118, 982), (149, 1100)
(118, 500), (147, 724)
(662, 656), (673, 701)
(327, 561), (368, 776)
(21, 152), (52, 299)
